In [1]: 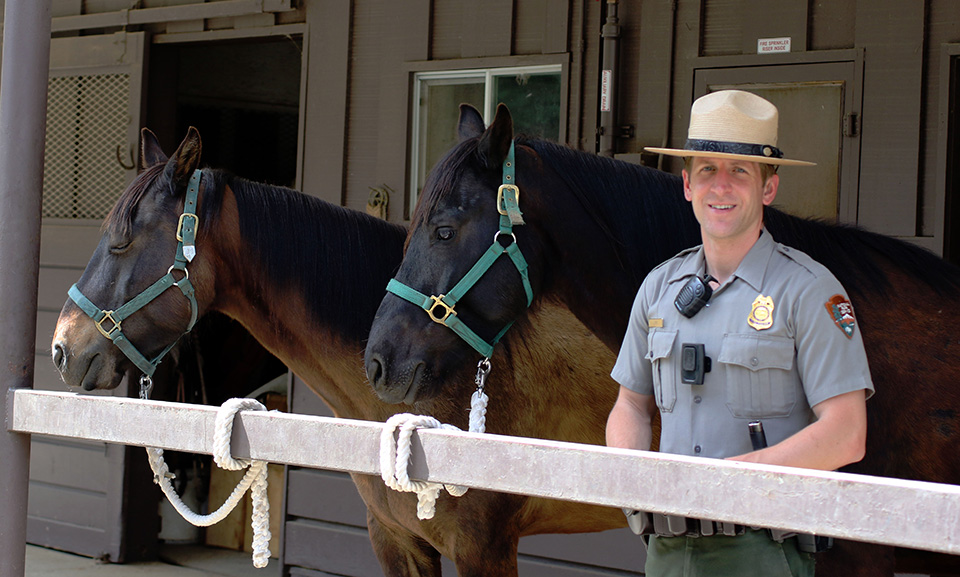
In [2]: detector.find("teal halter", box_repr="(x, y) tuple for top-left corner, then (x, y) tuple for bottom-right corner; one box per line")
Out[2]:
(68, 169), (202, 379)
(386, 142), (533, 359)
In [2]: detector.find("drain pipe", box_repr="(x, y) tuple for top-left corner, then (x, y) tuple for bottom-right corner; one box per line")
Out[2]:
(598, 0), (620, 157)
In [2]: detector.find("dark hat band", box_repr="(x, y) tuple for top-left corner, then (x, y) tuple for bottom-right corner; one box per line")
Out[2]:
(685, 139), (784, 159)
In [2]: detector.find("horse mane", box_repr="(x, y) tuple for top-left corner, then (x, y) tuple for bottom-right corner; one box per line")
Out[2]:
(521, 137), (700, 285)
(197, 169), (407, 342)
(110, 165), (407, 342)
(763, 207), (960, 297)
(423, 133), (960, 300)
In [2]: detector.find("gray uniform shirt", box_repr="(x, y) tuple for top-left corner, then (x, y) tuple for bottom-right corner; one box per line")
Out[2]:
(611, 230), (874, 458)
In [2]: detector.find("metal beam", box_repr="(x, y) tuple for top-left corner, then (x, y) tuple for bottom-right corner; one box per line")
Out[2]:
(11, 389), (960, 556)
(0, 1), (51, 576)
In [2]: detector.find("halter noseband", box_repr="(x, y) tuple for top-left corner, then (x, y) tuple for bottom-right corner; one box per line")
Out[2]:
(386, 142), (533, 359)
(68, 169), (203, 379)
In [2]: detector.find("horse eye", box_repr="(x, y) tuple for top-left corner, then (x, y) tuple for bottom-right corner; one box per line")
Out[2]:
(436, 227), (456, 241)
(109, 241), (131, 254)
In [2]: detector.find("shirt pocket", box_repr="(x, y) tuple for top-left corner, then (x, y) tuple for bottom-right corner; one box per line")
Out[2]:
(646, 329), (678, 413)
(718, 333), (797, 419)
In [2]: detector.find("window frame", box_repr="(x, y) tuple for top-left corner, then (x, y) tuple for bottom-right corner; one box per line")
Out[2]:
(405, 55), (569, 216)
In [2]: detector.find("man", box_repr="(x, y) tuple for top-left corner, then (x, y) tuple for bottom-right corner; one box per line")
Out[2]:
(607, 90), (873, 577)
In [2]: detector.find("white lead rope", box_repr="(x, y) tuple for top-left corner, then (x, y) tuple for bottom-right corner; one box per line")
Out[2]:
(380, 388), (488, 520)
(146, 398), (272, 568)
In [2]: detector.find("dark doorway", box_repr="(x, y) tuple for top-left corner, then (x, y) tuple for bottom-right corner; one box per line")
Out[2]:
(143, 35), (303, 552)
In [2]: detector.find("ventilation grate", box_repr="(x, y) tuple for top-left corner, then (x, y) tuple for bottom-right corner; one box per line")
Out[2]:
(43, 73), (131, 219)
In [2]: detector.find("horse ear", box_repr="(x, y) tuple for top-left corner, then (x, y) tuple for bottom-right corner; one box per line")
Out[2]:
(457, 104), (486, 141)
(477, 103), (514, 169)
(140, 128), (167, 169)
(166, 127), (202, 189)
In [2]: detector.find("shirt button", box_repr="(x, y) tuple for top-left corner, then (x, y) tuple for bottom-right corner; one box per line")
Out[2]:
(694, 395), (702, 404)
(750, 357), (759, 367)
(694, 445), (702, 454)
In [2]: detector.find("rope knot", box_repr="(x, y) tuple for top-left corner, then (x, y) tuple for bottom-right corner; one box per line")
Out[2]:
(146, 397), (272, 568)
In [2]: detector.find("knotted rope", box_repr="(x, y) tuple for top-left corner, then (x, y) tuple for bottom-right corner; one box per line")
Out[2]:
(380, 368), (489, 520)
(146, 398), (271, 568)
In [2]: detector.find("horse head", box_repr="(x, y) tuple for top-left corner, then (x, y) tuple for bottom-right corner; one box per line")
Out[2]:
(365, 104), (549, 404)
(52, 128), (217, 390)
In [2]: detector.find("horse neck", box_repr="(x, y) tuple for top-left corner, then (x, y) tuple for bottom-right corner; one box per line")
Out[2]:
(206, 182), (405, 420)
(531, 146), (697, 349)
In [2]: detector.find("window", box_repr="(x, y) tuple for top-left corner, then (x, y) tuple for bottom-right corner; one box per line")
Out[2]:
(410, 65), (562, 211)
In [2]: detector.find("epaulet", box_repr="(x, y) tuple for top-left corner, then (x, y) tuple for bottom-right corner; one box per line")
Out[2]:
(775, 242), (829, 279)
(649, 244), (702, 274)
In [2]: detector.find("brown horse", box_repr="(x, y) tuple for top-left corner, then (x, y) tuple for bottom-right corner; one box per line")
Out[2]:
(50, 128), (625, 576)
(364, 104), (960, 576)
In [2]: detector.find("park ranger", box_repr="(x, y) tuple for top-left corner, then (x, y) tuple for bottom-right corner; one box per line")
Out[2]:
(606, 90), (874, 577)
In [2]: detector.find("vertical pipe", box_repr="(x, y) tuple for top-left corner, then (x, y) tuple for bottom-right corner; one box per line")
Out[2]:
(0, 1), (52, 576)
(599, 0), (620, 157)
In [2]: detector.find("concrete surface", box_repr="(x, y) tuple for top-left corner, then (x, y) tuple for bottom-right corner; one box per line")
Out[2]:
(25, 544), (281, 577)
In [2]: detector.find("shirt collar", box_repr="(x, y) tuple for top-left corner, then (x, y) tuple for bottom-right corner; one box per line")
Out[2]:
(731, 228), (776, 292)
(666, 228), (776, 292)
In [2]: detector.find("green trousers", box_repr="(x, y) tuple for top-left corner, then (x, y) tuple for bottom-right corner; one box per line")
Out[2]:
(645, 529), (815, 577)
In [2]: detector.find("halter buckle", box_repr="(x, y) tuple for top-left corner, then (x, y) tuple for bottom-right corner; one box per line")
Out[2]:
(427, 295), (456, 325)
(496, 184), (520, 216)
(96, 310), (122, 339)
(176, 212), (199, 242)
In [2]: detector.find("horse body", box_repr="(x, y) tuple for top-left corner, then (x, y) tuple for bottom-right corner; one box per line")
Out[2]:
(364, 104), (960, 576)
(51, 128), (624, 577)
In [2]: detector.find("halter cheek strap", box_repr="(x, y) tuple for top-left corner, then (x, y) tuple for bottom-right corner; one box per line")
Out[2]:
(68, 169), (203, 378)
(386, 142), (533, 359)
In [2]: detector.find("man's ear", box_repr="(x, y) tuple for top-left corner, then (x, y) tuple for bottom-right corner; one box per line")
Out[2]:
(682, 170), (692, 202)
(762, 173), (779, 206)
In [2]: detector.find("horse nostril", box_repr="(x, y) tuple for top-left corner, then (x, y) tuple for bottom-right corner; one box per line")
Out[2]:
(52, 343), (66, 372)
(367, 356), (384, 388)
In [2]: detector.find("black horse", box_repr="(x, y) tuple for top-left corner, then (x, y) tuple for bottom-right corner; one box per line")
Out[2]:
(365, 103), (960, 576)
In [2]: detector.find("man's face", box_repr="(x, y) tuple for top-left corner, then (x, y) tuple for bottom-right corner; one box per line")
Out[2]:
(682, 157), (778, 245)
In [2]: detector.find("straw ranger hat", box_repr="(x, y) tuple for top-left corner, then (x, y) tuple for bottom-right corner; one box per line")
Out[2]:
(645, 90), (815, 167)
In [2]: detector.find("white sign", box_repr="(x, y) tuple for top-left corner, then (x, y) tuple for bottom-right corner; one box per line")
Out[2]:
(601, 70), (612, 112)
(757, 37), (791, 54)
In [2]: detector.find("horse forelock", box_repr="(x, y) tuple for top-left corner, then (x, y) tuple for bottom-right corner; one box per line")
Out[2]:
(104, 163), (168, 237)
(408, 138), (484, 248)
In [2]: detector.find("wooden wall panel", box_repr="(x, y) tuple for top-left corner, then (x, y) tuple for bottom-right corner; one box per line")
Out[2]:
(855, 1), (924, 235)
(741, 0), (807, 54)
(920, 1), (960, 238)
(701, 0), (742, 57)
(809, 0), (856, 51)
(373, 0), (429, 221)
(301, 0), (351, 205)
(461, 0), (513, 58)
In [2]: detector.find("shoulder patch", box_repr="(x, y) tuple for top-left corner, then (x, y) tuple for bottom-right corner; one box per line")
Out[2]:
(824, 294), (856, 339)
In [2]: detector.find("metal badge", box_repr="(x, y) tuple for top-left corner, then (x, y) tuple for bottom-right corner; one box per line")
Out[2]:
(748, 294), (774, 330)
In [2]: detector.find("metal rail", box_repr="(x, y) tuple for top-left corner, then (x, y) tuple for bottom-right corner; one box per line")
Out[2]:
(10, 389), (960, 556)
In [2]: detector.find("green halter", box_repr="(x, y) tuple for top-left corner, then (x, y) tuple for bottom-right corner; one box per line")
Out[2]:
(68, 169), (202, 379)
(386, 142), (533, 359)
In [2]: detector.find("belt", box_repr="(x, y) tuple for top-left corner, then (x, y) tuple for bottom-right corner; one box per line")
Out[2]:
(625, 510), (747, 538)
(623, 510), (831, 552)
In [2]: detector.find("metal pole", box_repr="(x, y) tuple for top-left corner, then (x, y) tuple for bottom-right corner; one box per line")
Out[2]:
(0, 1), (51, 576)
(598, 0), (620, 157)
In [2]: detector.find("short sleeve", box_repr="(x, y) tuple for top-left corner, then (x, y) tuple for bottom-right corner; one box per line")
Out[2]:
(792, 273), (875, 408)
(611, 280), (656, 395)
